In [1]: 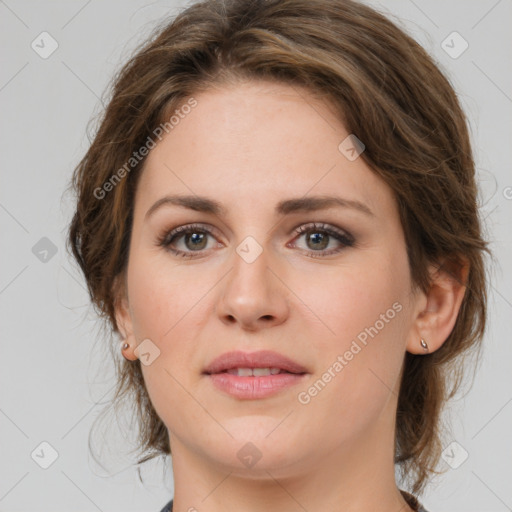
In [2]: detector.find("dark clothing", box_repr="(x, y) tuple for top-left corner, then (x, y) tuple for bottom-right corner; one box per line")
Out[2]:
(159, 490), (429, 511)
(159, 499), (172, 512)
(401, 489), (430, 512)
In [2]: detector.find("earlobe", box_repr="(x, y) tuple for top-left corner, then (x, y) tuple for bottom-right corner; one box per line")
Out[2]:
(116, 304), (139, 361)
(120, 340), (138, 361)
(113, 275), (138, 361)
(407, 256), (469, 355)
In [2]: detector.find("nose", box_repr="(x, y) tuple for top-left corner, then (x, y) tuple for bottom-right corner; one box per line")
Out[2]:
(215, 242), (290, 332)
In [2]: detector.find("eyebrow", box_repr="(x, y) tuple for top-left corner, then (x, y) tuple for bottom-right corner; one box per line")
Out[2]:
(144, 194), (375, 220)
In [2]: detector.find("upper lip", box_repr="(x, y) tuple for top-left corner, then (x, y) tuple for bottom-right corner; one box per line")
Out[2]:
(203, 350), (308, 375)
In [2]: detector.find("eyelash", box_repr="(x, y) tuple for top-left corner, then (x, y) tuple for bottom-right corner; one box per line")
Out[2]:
(156, 222), (355, 259)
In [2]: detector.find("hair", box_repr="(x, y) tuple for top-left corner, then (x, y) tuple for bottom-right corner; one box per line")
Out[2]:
(66, 0), (489, 497)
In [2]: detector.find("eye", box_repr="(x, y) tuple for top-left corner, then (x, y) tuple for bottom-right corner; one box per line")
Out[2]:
(156, 223), (220, 258)
(290, 222), (355, 257)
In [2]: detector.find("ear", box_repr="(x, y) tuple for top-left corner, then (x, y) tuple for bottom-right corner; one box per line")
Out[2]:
(113, 273), (138, 361)
(407, 256), (469, 355)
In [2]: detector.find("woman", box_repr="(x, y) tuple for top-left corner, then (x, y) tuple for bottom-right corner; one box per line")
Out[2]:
(66, 0), (489, 510)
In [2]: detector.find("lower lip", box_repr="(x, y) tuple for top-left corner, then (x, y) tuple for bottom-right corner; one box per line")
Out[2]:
(206, 372), (307, 399)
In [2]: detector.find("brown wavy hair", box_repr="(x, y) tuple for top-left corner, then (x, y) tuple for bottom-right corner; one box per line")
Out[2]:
(66, 0), (489, 496)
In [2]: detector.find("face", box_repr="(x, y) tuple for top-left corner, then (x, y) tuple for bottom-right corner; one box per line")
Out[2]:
(117, 80), (421, 477)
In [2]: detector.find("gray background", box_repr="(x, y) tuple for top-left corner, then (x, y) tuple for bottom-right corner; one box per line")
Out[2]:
(1, 0), (511, 511)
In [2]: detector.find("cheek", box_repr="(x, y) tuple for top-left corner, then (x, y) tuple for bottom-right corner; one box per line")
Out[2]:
(298, 255), (410, 401)
(304, 259), (406, 344)
(126, 260), (204, 421)
(292, 265), (408, 432)
(125, 254), (215, 383)
(127, 252), (199, 340)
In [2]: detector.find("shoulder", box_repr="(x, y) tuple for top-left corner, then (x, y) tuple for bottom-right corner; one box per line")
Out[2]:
(158, 498), (173, 512)
(400, 489), (430, 512)
(160, 495), (429, 512)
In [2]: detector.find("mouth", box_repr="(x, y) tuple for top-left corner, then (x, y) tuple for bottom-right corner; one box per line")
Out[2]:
(216, 367), (302, 376)
(203, 350), (308, 400)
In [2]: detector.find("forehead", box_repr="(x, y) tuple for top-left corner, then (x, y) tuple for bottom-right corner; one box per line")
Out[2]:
(134, 80), (394, 220)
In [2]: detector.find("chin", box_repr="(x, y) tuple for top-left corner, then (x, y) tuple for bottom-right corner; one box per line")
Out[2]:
(206, 444), (302, 477)
(202, 424), (303, 470)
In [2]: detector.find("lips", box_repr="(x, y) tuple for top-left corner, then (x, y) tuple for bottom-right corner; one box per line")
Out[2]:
(203, 350), (308, 400)
(203, 350), (308, 375)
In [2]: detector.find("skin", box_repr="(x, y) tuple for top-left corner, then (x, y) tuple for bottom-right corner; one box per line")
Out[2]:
(115, 80), (467, 512)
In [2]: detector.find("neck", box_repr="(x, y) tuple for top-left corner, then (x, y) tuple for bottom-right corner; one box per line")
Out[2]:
(168, 396), (414, 512)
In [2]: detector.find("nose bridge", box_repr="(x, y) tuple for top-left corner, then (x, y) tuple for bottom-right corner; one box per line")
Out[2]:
(216, 233), (289, 330)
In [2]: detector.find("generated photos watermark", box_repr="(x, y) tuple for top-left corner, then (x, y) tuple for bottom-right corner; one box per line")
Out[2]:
(94, 97), (198, 200)
(297, 301), (403, 404)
